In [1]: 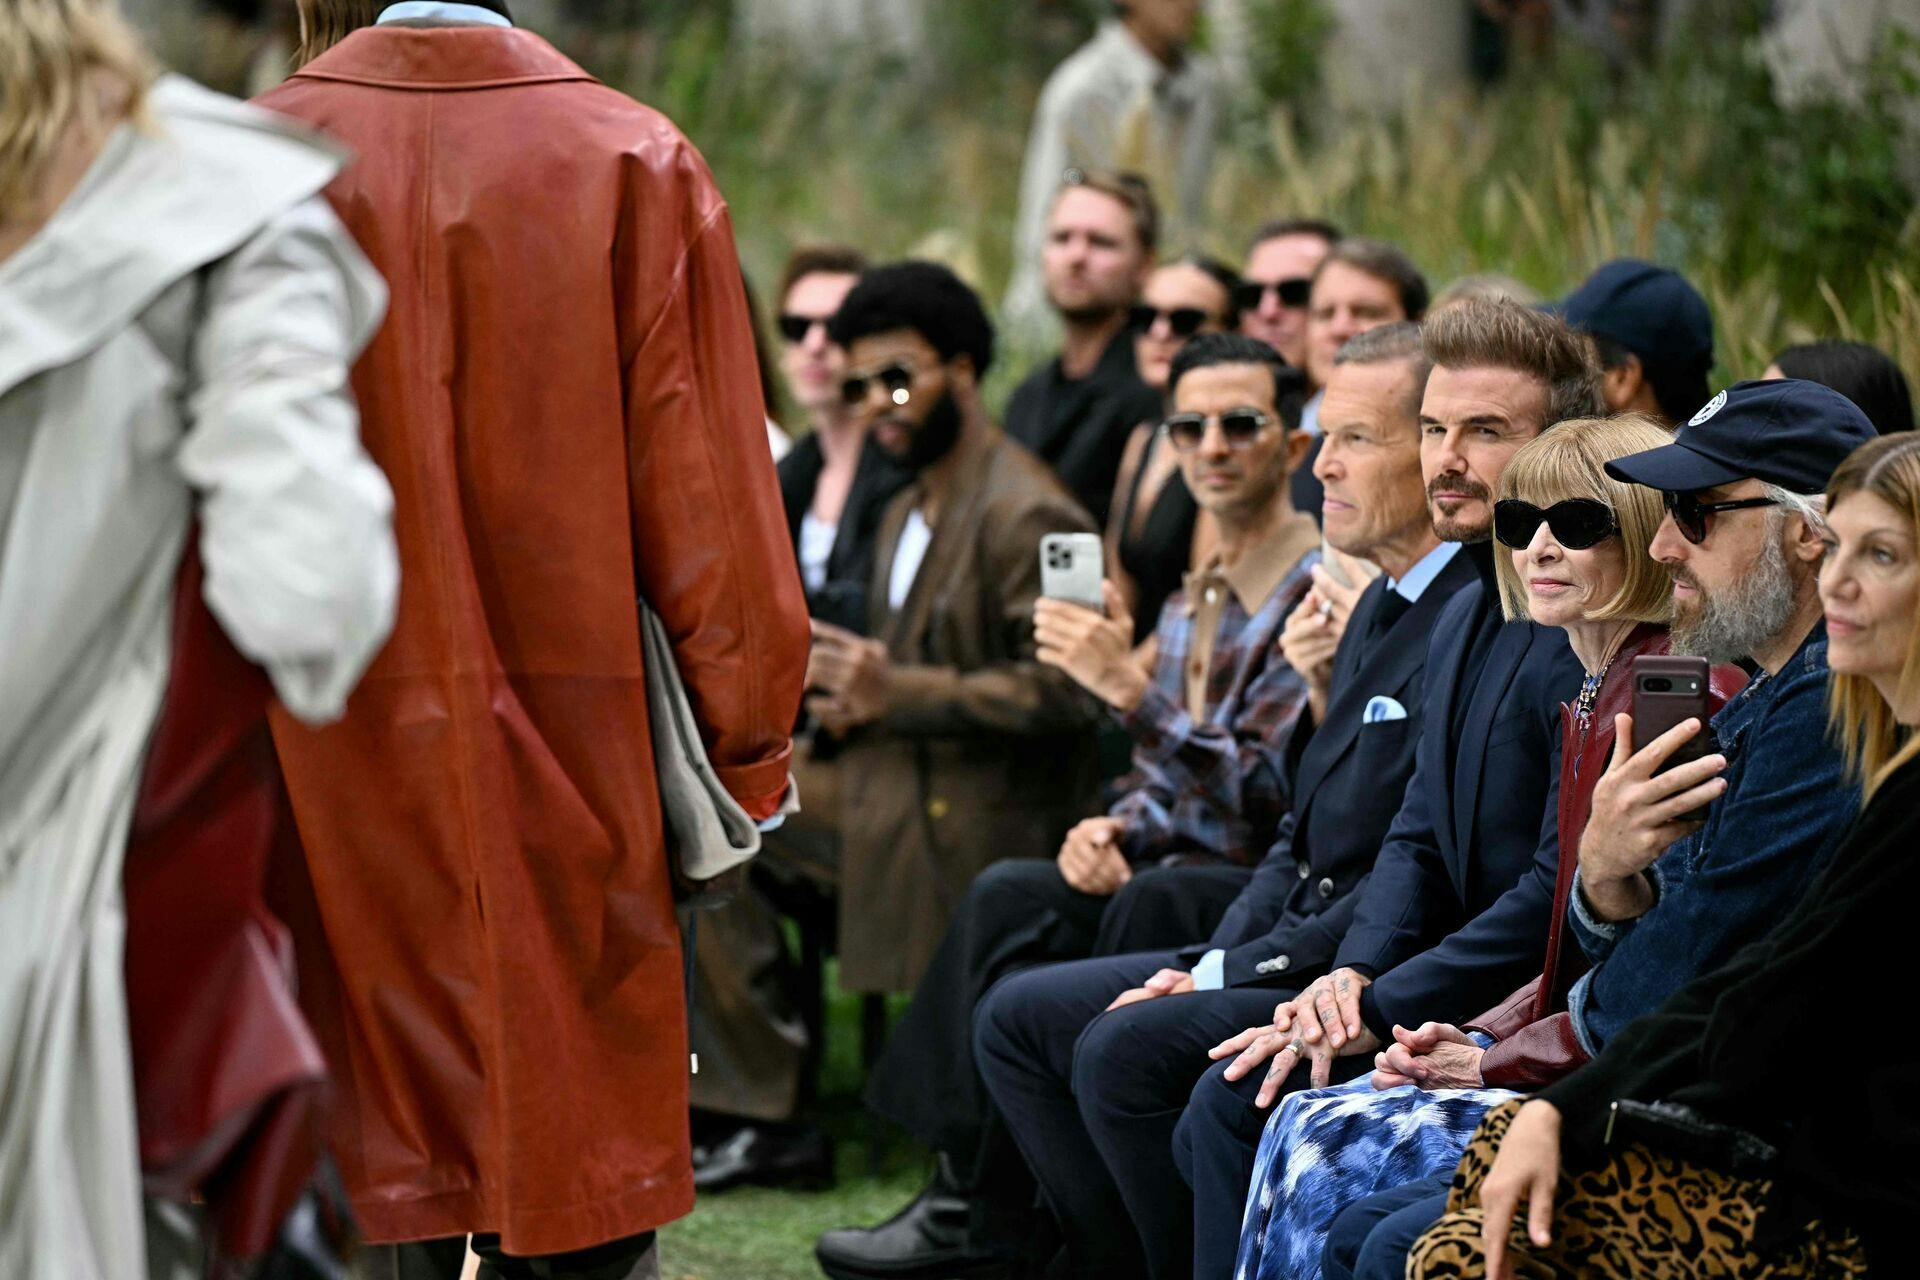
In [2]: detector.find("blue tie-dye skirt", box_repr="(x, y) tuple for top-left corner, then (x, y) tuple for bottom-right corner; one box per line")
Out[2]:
(1233, 1073), (1519, 1280)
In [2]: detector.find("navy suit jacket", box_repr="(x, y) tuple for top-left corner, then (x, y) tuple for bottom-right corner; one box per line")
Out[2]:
(1335, 566), (1586, 1036)
(1202, 547), (1481, 987)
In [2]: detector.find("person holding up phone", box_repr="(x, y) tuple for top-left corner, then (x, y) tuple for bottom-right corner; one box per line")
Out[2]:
(1402, 429), (1920, 1280)
(1319, 380), (1880, 1280)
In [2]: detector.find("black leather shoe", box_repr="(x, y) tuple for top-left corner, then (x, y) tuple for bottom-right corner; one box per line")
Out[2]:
(692, 1123), (834, 1193)
(814, 1158), (1018, 1280)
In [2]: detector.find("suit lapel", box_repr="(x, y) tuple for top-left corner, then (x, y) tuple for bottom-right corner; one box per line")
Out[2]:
(1450, 619), (1538, 862)
(879, 431), (998, 656)
(1292, 553), (1477, 806)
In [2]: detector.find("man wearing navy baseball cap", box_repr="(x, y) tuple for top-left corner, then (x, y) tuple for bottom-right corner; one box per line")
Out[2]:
(1317, 380), (1879, 1280)
(1559, 259), (1714, 426)
(1575, 376), (1871, 1014)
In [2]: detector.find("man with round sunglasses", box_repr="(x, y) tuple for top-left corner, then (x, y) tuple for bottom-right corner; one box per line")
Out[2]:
(821, 331), (1324, 1280)
(782, 259), (1101, 1005)
(1236, 218), (1342, 370)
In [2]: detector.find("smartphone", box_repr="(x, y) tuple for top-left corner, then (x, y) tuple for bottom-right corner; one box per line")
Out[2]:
(1040, 532), (1105, 611)
(1630, 655), (1713, 777)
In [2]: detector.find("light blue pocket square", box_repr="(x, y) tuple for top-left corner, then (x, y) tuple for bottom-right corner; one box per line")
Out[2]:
(1363, 696), (1409, 724)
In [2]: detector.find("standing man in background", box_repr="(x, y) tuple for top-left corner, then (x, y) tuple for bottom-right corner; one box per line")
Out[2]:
(259, 4), (810, 1278)
(1005, 170), (1166, 526)
(1005, 0), (1220, 341)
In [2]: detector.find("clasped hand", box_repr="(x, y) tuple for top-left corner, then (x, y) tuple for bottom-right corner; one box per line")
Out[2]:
(1206, 967), (1380, 1101)
(1370, 1022), (1484, 1090)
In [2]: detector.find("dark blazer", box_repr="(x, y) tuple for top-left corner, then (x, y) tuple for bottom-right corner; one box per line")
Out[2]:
(1333, 560), (1587, 1034)
(1203, 548), (1480, 987)
(776, 432), (911, 633)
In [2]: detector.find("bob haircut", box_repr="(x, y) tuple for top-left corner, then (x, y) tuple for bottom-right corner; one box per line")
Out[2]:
(1825, 432), (1920, 799)
(0, 0), (149, 221)
(1492, 414), (1675, 625)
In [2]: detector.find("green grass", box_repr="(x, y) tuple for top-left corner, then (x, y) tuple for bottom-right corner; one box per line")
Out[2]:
(659, 979), (931, 1280)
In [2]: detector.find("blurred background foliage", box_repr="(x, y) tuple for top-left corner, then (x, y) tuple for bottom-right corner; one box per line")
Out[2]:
(153, 0), (1919, 399)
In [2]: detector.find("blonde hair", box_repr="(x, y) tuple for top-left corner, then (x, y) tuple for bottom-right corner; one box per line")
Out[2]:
(1493, 414), (1676, 625)
(1825, 432), (1920, 799)
(0, 0), (149, 221)
(295, 0), (382, 66)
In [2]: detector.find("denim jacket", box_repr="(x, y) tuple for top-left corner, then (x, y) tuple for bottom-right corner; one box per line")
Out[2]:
(1566, 624), (1859, 1054)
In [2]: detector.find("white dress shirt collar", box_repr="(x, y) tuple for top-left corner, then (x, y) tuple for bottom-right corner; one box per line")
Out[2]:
(376, 2), (512, 27)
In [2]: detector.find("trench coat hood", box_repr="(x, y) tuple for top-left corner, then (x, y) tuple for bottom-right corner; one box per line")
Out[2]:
(257, 27), (809, 1255)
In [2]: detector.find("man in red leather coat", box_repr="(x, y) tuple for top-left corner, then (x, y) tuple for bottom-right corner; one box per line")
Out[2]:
(256, 4), (810, 1276)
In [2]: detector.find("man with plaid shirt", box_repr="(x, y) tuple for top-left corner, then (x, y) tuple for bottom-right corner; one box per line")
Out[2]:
(820, 334), (1321, 1280)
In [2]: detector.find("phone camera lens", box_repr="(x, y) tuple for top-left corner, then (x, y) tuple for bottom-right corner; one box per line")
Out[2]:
(1645, 677), (1673, 693)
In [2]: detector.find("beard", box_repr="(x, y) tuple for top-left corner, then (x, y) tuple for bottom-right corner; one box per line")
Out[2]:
(1669, 521), (1798, 663)
(1426, 470), (1493, 542)
(887, 389), (964, 473)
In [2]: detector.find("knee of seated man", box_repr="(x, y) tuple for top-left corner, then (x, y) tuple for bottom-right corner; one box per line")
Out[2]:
(1066, 997), (1164, 1103)
(968, 855), (1066, 914)
(972, 962), (1052, 1064)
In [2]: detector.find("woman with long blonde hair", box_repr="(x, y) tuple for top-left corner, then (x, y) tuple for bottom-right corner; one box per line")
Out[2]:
(1409, 431), (1920, 1279)
(1, 2), (396, 1275)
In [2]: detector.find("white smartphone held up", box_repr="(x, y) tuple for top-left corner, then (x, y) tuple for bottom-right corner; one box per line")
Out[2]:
(1039, 532), (1105, 612)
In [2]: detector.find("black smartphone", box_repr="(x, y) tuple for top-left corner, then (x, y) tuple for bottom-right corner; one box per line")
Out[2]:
(1630, 655), (1713, 777)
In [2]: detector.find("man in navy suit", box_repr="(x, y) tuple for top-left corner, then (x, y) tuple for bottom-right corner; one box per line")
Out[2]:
(971, 303), (1597, 1280)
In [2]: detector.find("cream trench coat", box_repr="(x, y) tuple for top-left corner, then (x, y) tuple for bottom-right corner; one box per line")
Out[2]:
(0, 76), (397, 1278)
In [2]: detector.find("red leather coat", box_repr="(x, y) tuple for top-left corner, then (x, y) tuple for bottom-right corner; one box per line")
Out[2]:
(1470, 627), (1745, 1088)
(255, 28), (808, 1254)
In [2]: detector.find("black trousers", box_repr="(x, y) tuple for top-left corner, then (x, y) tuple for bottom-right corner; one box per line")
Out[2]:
(374, 1232), (656, 1280)
(973, 951), (1298, 1280)
(864, 859), (1250, 1220)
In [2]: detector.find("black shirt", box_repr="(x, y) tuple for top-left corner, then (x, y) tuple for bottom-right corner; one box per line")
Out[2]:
(1004, 325), (1162, 527)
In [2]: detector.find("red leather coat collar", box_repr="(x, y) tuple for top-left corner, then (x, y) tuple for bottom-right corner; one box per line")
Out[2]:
(290, 27), (596, 90)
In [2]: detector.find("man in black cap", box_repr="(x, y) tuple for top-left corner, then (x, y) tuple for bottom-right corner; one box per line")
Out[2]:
(1322, 378), (1878, 1280)
(1559, 258), (1714, 426)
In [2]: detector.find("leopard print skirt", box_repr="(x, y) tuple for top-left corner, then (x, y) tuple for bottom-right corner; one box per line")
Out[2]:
(1406, 1099), (1870, 1279)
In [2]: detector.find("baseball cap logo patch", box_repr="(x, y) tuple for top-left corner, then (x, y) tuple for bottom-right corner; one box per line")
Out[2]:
(1688, 390), (1728, 427)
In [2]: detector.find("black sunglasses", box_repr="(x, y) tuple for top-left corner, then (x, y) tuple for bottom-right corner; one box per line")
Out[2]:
(1493, 498), (1620, 551)
(1662, 490), (1780, 545)
(1232, 278), (1312, 312)
(777, 312), (833, 344)
(840, 361), (915, 408)
(1129, 304), (1212, 338)
(1163, 409), (1275, 452)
